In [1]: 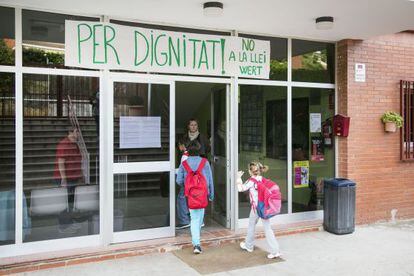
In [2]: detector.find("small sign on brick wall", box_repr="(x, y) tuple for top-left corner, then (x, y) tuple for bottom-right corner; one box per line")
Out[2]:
(355, 63), (366, 82)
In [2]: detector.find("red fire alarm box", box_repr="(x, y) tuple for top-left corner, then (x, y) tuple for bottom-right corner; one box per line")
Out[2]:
(333, 114), (350, 137)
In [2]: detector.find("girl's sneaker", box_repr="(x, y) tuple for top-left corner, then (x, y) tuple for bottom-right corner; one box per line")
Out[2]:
(239, 242), (253, 253)
(193, 245), (202, 254)
(267, 252), (282, 259)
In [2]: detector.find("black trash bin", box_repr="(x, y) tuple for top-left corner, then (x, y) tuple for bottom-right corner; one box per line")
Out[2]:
(323, 178), (356, 234)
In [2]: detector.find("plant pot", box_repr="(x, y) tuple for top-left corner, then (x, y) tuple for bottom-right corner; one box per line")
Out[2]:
(384, 122), (397, 132)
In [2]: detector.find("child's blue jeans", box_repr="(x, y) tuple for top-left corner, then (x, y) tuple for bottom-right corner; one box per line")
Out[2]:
(189, 208), (205, 246)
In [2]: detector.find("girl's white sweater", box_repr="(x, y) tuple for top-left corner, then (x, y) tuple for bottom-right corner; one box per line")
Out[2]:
(237, 175), (262, 208)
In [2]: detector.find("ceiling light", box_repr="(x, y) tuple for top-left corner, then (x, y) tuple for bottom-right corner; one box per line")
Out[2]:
(203, 2), (223, 17)
(315, 16), (334, 30)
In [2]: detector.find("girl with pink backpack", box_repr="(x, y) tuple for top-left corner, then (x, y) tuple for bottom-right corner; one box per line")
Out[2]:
(236, 161), (282, 259)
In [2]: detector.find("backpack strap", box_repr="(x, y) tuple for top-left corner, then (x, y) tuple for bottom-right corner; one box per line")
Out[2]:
(182, 158), (207, 174)
(196, 158), (207, 173)
(182, 160), (193, 173)
(249, 177), (264, 190)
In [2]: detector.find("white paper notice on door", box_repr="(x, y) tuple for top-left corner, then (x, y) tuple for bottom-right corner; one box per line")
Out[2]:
(310, 113), (322, 133)
(120, 116), (161, 149)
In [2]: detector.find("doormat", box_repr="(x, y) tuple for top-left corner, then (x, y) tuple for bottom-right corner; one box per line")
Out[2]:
(172, 242), (284, 274)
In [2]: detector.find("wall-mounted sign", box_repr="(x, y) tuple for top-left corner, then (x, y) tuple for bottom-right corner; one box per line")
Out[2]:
(310, 113), (322, 133)
(65, 21), (270, 79)
(119, 116), (161, 149)
(355, 63), (366, 82)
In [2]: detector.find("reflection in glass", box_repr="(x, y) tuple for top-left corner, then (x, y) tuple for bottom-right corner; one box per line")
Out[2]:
(292, 87), (335, 212)
(23, 74), (100, 242)
(0, 73), (16, 245)
(292, 40), (335, 83)
(238, 85), (287, 218)
(0, 6), (15, 66)
(114, 172), (170, 231)
(22, 10), (99, 68)
(240, 34), (287, 81)
(113, 82), (170, 162)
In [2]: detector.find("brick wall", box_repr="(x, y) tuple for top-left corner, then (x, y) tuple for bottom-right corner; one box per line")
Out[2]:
(337, 32), (414, 224)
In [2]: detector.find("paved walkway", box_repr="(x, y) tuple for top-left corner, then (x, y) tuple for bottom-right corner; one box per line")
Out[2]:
(19, 220), (414, 276)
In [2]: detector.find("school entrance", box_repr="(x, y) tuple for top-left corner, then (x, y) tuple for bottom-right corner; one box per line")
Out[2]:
(176, 82), (230, 229)
(0, 10), (336, 257)
(106, 75), (233, 243)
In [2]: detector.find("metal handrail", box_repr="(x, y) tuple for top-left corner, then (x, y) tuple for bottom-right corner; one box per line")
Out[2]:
(67, 95), (90, 184)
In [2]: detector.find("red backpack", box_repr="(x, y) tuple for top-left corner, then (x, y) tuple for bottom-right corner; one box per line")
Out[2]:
(182, 158), (209, 209)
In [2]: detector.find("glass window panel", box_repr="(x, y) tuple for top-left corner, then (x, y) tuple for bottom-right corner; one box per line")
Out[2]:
(292, 39), (335, 83)
(291, 87), (335, 213)
(113, 82), (170, 162)
(0, 6), (15, 65)
(0, 73), (15, 245)
(238, 85), (288, 219)
(23, 74), (100, 242)
(239, 34), (287, 81)
(114, 172), (170, 231)
(22, 10), (99, 69)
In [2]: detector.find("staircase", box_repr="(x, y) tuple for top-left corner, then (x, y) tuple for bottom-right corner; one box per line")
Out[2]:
(0, 117), (170, 197)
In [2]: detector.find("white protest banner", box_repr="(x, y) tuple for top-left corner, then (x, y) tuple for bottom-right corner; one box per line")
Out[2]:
(65, 20), (270, 79)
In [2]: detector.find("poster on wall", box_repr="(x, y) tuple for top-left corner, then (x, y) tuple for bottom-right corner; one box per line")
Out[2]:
(310, 113), (321, 133)
(311, 136), (325, 162)
(65, 20), (270, 79)
(120, 116), (161, 148)
(293, 161), (309, 188)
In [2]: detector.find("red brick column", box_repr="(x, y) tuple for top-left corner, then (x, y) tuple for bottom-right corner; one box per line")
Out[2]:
(336, 33), (414, 224)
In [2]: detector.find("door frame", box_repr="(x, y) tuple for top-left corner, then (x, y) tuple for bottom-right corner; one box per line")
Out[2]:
(175, 80), (232, 229)
(209, 84), (231, 228)
(106, 74), (176, 244)
(235, 78), (334, 228)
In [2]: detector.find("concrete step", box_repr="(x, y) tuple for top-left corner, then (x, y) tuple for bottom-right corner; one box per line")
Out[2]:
(0, 221), (322, 274)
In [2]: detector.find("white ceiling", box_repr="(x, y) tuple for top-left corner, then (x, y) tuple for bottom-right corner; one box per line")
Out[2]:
(2, 0), (414, 41)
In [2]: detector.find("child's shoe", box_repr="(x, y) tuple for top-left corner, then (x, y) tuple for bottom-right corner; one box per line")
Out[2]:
(267, 252), (282, 259)
(193, 245), (202, 254)
(239, 242), (253, 253)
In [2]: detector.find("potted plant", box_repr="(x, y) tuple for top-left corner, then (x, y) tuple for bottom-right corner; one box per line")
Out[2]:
(380, 111), (403, 132)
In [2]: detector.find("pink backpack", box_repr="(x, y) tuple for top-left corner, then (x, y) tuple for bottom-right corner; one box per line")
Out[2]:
(182, 158), (209, 209)
(250, 177), (282, 219)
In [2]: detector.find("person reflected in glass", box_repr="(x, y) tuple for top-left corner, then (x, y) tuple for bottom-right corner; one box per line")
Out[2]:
(176, 118), (210, 229)
(53, 127), (83, 234)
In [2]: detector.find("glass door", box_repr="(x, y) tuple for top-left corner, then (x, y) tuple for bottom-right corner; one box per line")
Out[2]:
(238, 85), (288, 223)
(109, 77), (175, 243)
(210, 85), (230, 227)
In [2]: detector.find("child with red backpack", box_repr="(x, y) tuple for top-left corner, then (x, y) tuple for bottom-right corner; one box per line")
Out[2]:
(237, 161), (282, 259)
(176, 140), (214, 254)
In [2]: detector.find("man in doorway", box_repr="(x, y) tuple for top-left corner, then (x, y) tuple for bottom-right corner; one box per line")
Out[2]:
(53, 127), (83, 234)
(176, 118), (210, 229)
